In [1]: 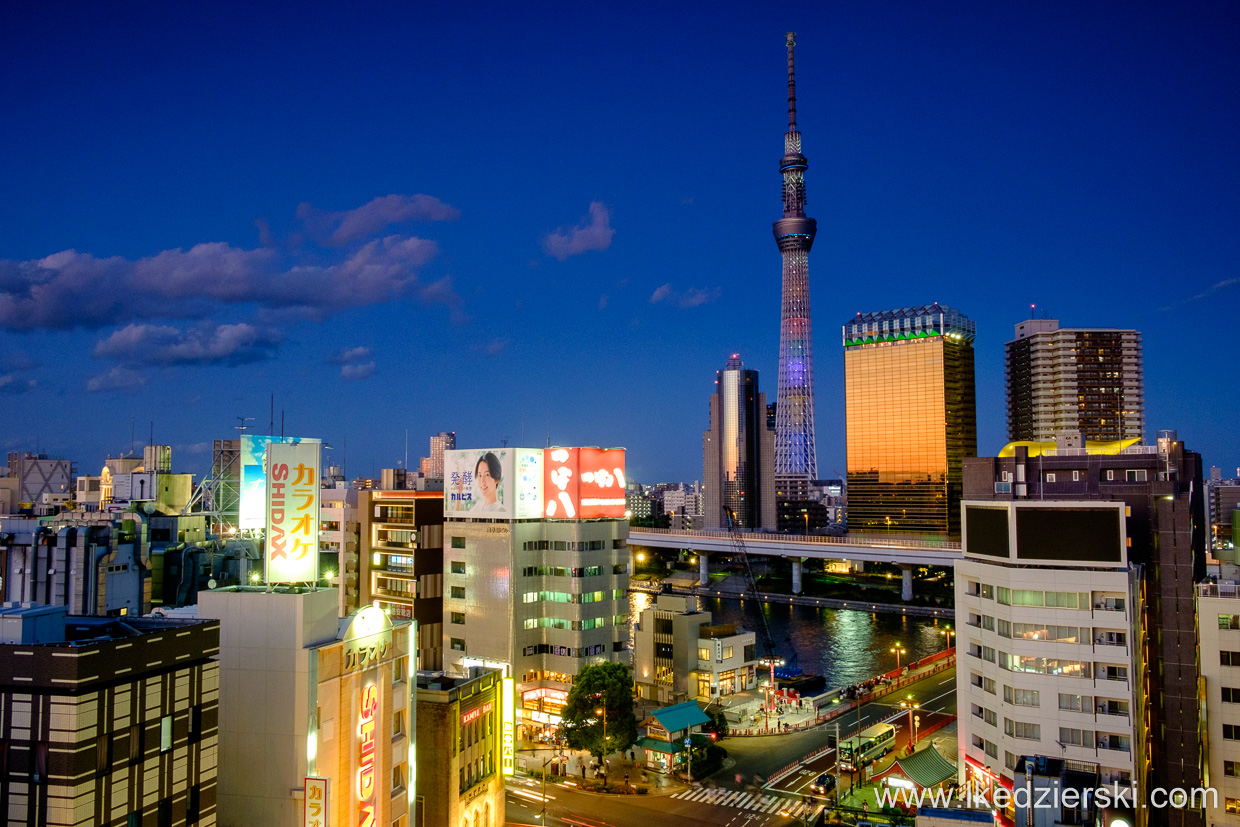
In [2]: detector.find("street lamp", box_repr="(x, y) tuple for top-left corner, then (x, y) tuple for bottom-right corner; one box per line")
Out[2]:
(758, 656), (785, 732)
(900, 696), (920, 750)
(941, 625), (955, 651)
(594, 704), (609, 772)
(890, 644), (906, 671)
(538, 755), (565, 820)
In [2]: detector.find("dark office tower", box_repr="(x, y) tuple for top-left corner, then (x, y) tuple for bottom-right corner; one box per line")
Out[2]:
(843, 304), (977, 537)
(704, 355), (777, 531)
(773, 31), (819, 481)
(1006, 318), (1144, 443)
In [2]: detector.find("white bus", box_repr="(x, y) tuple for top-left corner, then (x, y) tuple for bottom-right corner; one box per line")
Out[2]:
(837, 723), (896, 771)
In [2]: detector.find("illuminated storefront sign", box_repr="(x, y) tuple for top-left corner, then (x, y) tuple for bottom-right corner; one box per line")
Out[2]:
(461, 702), (493, 726)
(522, 688), (568, 704)
(303, 776), (328, 827)
(266, 441), (320, 582)
(342, 607), (394, 675)
(241, 435), (319, 530)
(501, 678), (515, 775)
(543, 447), (627, 519)
(444, 449), (515, 519)
(358, 684), (379, 826)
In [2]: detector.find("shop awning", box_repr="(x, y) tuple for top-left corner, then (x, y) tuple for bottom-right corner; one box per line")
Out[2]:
(635, 737), (683, 754)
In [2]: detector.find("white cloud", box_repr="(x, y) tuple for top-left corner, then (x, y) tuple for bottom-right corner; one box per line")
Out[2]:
(543, 202), (615, 261)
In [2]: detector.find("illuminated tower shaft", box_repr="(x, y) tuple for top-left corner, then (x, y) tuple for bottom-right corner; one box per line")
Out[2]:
(773, 32), (819, 479)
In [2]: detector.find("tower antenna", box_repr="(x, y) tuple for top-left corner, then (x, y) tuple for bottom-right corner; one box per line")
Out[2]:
(773, 31), (819, 480)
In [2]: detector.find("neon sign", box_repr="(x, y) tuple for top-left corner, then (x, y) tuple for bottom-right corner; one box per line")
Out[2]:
(461, 702), (493, 726)
(501, 678), (515, 775)
(358, 684), (378, 826)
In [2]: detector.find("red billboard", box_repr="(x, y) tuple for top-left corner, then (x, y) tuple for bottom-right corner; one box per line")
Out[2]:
(543, 447), (626, 519)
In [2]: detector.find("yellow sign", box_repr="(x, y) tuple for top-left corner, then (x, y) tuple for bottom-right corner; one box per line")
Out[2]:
(342, 607), (394, 675)
(266, 441), (320, 582)
(303, 776), (328, 827)
(502, 677), (515, 775)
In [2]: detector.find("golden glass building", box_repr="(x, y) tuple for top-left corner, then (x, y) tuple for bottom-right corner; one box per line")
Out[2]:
(843, 304), (977, 537)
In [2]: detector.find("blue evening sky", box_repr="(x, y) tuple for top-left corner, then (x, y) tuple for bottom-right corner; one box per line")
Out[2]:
(1, 1), (1237, 484)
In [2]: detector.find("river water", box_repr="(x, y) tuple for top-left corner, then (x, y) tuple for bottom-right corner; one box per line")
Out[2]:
(630, 592), (951, 690)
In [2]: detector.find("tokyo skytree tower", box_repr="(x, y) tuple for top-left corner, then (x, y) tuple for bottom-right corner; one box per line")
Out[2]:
(772, 32), (819, 479)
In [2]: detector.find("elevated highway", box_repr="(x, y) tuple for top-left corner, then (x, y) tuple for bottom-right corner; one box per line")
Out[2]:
(626, 527), (962, 600)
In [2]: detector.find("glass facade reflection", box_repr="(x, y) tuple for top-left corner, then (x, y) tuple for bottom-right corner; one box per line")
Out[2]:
(843, 304), (977, 537)
(703, 355), (776, 530)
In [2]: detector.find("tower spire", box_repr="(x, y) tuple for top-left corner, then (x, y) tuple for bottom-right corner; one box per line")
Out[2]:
(786, 31), (797, 131)
(772, 31), (819, 480)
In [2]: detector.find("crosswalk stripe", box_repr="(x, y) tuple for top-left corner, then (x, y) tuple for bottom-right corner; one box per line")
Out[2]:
(689, 789), (713, 802)
(735, 793), (754, 808)
(763, 798), (784, 813)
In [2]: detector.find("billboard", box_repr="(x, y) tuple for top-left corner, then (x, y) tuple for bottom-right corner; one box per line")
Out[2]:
(445, 447), (625, 520)
(302, 777), (328, 827)
(265, 441), (320, 582)
(445, 449), (516, 519)
(543, 447), (626, 519)
(240, 435), (320, 530)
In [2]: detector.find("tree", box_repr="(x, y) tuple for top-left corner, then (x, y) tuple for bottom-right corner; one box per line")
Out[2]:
(560, 662), (638, 761)
(703, 708), (729, 739)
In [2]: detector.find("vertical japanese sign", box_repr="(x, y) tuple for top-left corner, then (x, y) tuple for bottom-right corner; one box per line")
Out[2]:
(303, 776), (329, 827)
(266, 441), (320, 582)
(241, 435), (319, 529)
(358, 684), (378, 826)
(501, 677), (515, 775)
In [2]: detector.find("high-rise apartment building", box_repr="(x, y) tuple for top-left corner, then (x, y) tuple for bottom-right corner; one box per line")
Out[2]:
(843, 304), (977, 536)
(359, 489), (445, 670)
(440, 447), (629, 739)
(958, 434), (1205, 827)
(1005, 319), (1144, 443)
(703, 355), (776, 531)
(772, 32), (819, 482)
(428, 431), (455, 479)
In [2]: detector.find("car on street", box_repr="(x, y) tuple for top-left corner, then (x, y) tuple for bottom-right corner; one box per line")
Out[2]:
(810, 772), (836, 795)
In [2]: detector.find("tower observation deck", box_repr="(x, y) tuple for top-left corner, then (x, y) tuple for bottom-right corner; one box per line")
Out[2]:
(773, 31), (819, 479)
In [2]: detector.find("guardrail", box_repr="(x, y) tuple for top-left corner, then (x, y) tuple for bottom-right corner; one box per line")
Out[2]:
(630, 527), (961, 551)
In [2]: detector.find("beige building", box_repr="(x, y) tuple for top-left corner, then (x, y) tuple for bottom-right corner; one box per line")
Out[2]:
(1197, 573), (1240, 826)
(416, 669), (506, 827)
(198, 587), (415, 827)
(633, 594), (756, 704)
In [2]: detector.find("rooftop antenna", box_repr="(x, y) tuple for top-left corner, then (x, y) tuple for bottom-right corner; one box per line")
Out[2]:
(235, 416), (254, 434)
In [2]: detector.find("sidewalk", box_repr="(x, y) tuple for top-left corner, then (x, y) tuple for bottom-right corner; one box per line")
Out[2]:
(731, 650), (956, 738)
(514, 744), (689, 795)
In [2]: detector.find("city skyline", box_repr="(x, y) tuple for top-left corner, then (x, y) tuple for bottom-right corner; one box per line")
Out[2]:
(1, 3), (1237, 484)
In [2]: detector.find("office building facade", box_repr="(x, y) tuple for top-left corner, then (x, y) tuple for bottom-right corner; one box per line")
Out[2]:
(633, 594), (756, 704)
(960, 433), (1206, 827)
(1196, 575), (1240, 827)
(1005, 319), (1144, 444)
(415, 668), (506, 827)
(0, 605), (219, 827)
(198, 588), (416, 827)
(703, 355), (777, 531)
(440, 447), (629, 738)
(843, 304), (977, 536)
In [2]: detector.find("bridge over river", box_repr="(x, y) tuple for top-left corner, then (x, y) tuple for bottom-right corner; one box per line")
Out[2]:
(627, 527), (962, 600)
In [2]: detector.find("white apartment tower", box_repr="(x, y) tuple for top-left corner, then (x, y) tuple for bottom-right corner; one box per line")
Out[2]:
(955, 501), (1140, 808)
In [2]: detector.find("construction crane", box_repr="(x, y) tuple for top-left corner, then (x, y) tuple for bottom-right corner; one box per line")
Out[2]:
(721, 507), (801, 678)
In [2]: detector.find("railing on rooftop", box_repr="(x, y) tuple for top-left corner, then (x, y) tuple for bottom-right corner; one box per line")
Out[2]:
(628, 527), (961, 550)
(1199, 582), (1240, 598)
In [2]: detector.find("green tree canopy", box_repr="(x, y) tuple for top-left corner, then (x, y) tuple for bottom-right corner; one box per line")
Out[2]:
(560, 662), (638, 760)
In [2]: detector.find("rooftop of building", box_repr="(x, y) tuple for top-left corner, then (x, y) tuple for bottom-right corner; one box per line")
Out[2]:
(0, 601), (217, 648)
(842, 303), (975, 345)
(416, 667), (503, 701)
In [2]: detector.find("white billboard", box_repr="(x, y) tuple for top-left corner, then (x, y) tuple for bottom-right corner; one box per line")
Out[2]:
(445, 449), (515, 519)
(265, 441), (320, 583)
(240, 435), (320, 530)
(513, 449), (545, 519)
